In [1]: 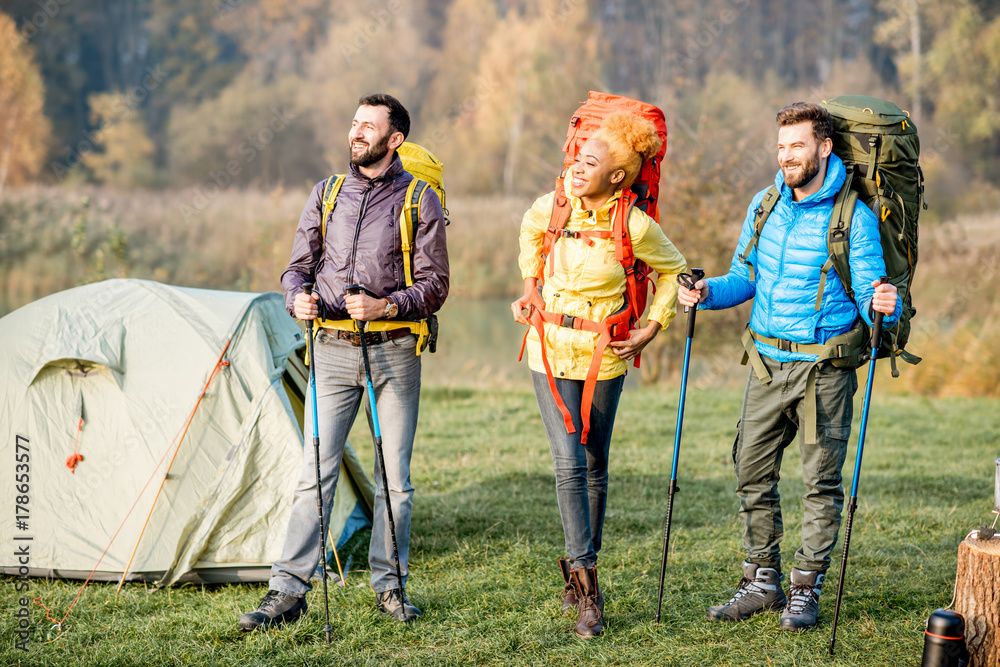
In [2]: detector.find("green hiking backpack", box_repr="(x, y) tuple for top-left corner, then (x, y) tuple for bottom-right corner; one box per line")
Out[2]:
(821, 95), (923, 375)
(741, 96), (923, 377)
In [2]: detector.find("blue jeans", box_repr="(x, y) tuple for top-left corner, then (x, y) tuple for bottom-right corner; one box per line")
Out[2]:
(531, 371), (625, 570)
(269, 330), (421, 596)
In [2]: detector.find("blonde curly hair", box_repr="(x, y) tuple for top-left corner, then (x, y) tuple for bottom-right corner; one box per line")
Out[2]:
(590, 112), (662, 188)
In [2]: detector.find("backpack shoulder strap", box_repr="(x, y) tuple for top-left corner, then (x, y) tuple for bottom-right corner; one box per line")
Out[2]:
(814, 172), (858, 310)
(613, 190), (638, 264)
(739, 185), (779, 282)
(613, 190), (640, 314)
(400, 178), (429, 288)
(320, 174), (347, 242)
(541, 175), (573, 280)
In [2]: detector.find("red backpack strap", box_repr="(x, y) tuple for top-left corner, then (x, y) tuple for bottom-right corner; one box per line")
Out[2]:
(518, 288), (631, 445)
(577, 305), (631, 443)
(518, 288), (576, 435)
(542, 174), (573, 279)
(613, 191), (640, 316)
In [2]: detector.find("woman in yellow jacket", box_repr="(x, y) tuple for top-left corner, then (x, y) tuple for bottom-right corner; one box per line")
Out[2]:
(511, 112), (687, 638)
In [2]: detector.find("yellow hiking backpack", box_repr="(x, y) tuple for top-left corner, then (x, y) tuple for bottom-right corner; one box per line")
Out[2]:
(396, 142), (448, 221)
(317, 141), (445, 353)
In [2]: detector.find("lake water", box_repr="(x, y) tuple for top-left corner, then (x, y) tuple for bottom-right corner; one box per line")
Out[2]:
(421, 297), (537, 389)
(422, 297), (743, 391)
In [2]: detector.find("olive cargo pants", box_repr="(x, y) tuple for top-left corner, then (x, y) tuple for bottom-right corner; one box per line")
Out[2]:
(733, 356), (858, 574)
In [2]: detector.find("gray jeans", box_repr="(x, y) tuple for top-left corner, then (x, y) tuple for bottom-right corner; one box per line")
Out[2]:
(734, 356), (858, 574)
(532, 371), (625, 570)
(269, 330), (421, 596)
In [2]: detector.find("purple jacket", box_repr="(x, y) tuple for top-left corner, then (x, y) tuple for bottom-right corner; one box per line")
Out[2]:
(281, 156), (449, 321)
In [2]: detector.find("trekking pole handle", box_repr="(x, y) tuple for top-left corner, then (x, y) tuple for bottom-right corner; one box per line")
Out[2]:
(302, 282), (314, 322)
(676, 268), (705, 293)
(677, 268), (706, 326)
(871, 276), (888, 349)
(346, 283), (376, 299)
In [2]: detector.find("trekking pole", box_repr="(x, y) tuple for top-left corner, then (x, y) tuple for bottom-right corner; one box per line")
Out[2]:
(302, 283), (333, 644)
(828, 277), (888, 656)
(655, 268), (706, 624)
(346, 284), (409, 621)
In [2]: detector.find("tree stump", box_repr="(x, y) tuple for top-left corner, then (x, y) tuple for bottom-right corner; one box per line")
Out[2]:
(955, 537), (1000, 666)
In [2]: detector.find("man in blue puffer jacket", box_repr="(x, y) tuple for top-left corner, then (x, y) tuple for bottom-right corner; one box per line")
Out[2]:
(678, 102), (901, 631)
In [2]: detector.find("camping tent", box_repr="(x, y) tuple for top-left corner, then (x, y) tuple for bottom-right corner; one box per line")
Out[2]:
(0, 279), (374, 585)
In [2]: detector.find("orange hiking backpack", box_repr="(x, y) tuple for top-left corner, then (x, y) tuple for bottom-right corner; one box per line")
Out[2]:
(524, 92), (668, 443)
(542, 92), (668, 344)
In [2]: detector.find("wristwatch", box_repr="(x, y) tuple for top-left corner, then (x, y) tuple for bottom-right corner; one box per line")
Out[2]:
(383, 298), (398, 319)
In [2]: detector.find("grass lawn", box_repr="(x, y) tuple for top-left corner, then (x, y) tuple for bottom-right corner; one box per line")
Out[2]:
(6, 384), (999, 666)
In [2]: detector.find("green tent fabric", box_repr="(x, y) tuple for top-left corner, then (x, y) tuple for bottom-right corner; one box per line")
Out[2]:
(0, 279), (374, 586)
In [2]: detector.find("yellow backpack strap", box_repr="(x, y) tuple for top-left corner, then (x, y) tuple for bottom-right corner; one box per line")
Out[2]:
(321, 174), (346, 242)
(400, 178), (429, 288)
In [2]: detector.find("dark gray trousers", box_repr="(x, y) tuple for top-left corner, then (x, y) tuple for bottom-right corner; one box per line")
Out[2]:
(734, 356), (858, 574)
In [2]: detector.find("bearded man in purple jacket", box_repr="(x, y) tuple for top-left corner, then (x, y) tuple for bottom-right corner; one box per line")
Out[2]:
(239, 93), (449, 630)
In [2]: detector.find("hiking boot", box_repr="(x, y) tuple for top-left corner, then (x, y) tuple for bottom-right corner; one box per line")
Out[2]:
(558, 558), (578, 613)
(706, 562), (786, 622)
(569, 566), (604, 638)
(779, 569), (824, 631)
(238, 590), (307, 631)
(375, 589), (422, 622)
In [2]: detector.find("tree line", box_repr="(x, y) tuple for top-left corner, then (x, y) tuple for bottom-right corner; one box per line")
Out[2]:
(1, 0), (998, 219)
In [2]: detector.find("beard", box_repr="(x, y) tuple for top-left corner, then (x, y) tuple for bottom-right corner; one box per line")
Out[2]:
(350, 132), (392, 168)
(781, 148), (822, 189)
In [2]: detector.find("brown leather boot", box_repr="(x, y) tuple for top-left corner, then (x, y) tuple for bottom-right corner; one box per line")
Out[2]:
(570, 566), (604, 638)
(558, 559), (578, 613)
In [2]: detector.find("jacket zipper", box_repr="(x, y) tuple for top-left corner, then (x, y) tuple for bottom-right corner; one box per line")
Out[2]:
(767, 203), (796, 335)
(347, 180), (376, 287)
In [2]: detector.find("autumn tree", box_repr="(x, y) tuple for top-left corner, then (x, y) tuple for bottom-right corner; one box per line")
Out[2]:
(211, 0), (328, 76)
(81, 92), (157, 187)
(300, 0), (434, 170)
(166, 70), (317, 190)
(435, 1), (602, 195)
(925, 2), (1000, 170)
(0, 12), (51, 197)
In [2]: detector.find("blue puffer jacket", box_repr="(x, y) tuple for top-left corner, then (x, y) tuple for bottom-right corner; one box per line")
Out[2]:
(702, 153), (902, 363)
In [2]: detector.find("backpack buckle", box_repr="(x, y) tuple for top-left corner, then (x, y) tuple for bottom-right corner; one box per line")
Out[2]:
(561, 314), (577, 329)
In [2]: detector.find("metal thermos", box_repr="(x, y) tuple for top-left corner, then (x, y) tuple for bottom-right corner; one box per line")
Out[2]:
(922, 609), (968, 667)
(994, 458), (1000, 511)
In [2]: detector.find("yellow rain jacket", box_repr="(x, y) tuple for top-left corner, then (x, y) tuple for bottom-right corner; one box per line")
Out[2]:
(518, 188), (688, 382)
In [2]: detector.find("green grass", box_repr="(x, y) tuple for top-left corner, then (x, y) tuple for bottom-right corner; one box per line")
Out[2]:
(5, 386), (998, 666)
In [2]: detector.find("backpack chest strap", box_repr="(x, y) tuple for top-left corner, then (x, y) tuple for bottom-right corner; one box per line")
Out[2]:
(546, 226), (614, 247)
